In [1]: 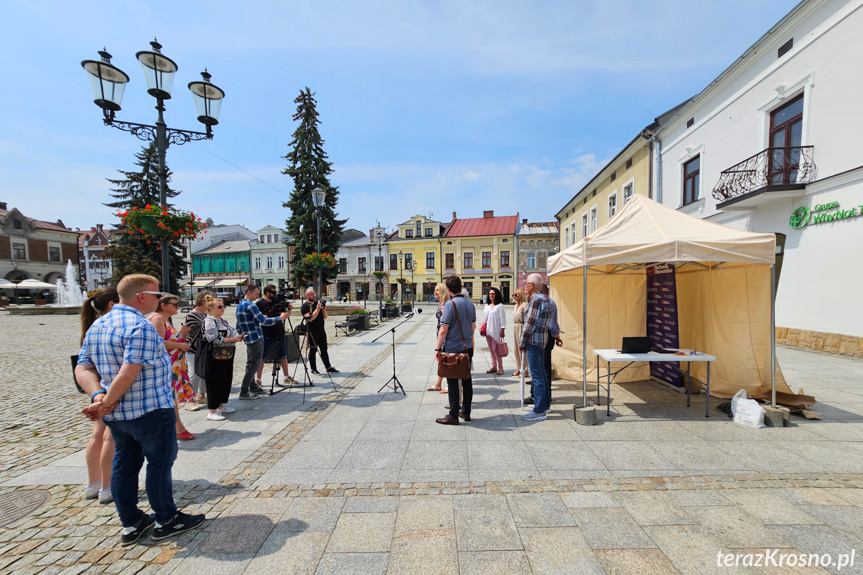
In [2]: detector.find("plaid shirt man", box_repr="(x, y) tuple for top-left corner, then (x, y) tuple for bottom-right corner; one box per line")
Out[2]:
(78, 304), (173, 421)
(236, 298), (281, 344)
(520, 292), (551, 349)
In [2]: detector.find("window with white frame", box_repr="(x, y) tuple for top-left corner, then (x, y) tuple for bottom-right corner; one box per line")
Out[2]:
(623, 183), (634, 203)
(254, 256), (261, 270)
(582, 213), (588, 239)
(265, 256), (272, 269)
(273, 233), (279, 242)
(277, 256), (285, 269)
(527, 252), (536, 268)
(564, 226), (570, 248)
(590, 206), (598, 232)
(608, 193), (618, 218)
(259, 235), (265, 243)
(570, 226), (575, 246)
(683, 155), (701, 205)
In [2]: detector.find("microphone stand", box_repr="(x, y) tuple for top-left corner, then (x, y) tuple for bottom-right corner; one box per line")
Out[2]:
(374, 313), (414, 395)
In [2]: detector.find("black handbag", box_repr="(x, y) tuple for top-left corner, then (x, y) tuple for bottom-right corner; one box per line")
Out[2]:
(437, 299), (471, 380)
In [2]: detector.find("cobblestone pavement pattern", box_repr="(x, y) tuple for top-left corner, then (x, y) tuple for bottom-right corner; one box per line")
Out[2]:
(2, 302), (863, 574)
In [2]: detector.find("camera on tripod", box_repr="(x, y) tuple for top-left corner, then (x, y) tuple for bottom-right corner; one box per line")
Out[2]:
(270, 288), (293, 315)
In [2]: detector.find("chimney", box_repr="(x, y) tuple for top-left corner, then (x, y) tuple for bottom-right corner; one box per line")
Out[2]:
(522, 218), (527, 224)
(483, 210), (494, 218)
(0, 202), (6, 210)
(96, 224), (103, 233)
(452, 211), (457, 221)
(369, 228), (375, 239)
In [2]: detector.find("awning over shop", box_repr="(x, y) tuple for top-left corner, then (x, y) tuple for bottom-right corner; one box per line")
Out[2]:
(213, 278), (247, 288)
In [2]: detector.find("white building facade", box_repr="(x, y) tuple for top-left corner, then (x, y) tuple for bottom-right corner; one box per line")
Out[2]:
(331, 225), (390, 302)
(654, 0), (863, 355)
(250, 225), (289, 291)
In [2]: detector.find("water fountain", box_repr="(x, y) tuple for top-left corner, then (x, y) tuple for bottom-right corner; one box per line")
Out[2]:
(7, 260), (85, 315)
(56, 260), (85, 307)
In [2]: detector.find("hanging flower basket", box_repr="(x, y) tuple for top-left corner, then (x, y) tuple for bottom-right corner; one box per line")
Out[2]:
(372, 271), (388, 280)
(117, 205), (208, 241)
(304, 252), (336, 268)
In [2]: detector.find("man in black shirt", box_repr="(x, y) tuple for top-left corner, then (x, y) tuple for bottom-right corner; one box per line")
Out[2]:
(255, 284), (297, 387)
(300, 288), (339, 375)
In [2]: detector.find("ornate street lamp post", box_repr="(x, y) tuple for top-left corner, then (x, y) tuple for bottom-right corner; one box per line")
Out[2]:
(409, 260), (417, 305)
(81, 40), (225, 292)
(312, 187), (327, 297)
(398, 251), (404, 309)
(376, 232), (384, 321)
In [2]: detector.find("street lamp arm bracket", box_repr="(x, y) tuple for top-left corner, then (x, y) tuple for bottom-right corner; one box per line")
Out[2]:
(104, 117), (212, 145)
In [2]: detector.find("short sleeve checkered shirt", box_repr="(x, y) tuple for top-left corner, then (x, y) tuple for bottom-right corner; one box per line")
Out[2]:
(78, 304), (174, 421)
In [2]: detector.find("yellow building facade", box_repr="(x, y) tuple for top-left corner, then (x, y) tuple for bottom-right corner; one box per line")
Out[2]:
(556, 104), (685, 247)
(442, 211), (519, 302)
(387, 215), (446, 301)
(556, 135), (651, 249)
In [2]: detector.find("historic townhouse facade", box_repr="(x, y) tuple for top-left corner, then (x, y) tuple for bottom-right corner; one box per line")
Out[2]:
(1, 202), (80, 286)
(555, 103), (685, 252)
(654, 0), (863, 356)
(250, 225), (289, 290)
(514, 220), (559, 290)
(78, 224), (113, 290)
(386, 215), (446, 302)
(331, 225), (390, 301)
(191, 240), (251, 294)
(442, 210), (518, 302)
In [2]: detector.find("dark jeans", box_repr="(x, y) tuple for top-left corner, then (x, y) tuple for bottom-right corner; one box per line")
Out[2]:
(242, 339), (264, 393)
(543, 335), (555, 401)
(104, 408), (178, 527)
(525, 344), (550, 413)
(307, 330), (330, 371)
(446, 347), (474, 418)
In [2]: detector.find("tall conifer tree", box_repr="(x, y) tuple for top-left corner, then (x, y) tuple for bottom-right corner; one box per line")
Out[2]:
(104, 142), (185, 294)
(282, 88), (346, 291)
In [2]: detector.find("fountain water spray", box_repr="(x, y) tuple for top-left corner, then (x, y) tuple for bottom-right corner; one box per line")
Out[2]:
(56, 260), (85, 307)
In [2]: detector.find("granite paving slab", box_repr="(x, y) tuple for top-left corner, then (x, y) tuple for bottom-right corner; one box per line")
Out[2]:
(459, 550), (532, 575)
(689, 505), (793, 548)
(799, 505), (863, 540)
(452, 494), (522, 552)
(197, 514), (278, 555)
(276, 497), (345, 532)
(505, 493), (577, 528)
(587, 441), (680, 472)
(386, 531), (458, 575)
(402, 441), (468, 470)
(594, 548), (680, 575)
(613, 491), (696, 526)
(242, 531), (330, 575)
(721, 490), (822, 524)
(314, 552), (389, 575)
(393, 495), (454, 535)
(768, 524), (863, 575)
(520, 526), (606, 575)
(325, 512), (396, 553)
(560, 492), (621, 509)
(571, 507), (656, 549)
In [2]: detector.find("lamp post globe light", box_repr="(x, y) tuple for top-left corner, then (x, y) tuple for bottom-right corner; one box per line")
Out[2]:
(311, 187), (327, 297)
(81, 40), (225, 292)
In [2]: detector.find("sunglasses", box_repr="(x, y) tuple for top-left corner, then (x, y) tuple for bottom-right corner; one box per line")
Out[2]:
(137, 290), (163, 298)
(215, 305), (225, 309)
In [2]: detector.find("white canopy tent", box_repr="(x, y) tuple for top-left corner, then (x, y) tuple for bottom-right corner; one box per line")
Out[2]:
(547, 195), (791, 408)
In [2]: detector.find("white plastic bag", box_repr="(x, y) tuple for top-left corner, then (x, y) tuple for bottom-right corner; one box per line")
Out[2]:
(731, 389), (765, 428)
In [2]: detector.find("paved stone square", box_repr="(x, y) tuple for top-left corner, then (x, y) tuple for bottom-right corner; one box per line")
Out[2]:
(1, 304), (863, 574)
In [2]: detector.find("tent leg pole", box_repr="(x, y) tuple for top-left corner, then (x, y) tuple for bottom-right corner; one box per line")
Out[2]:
(582, 266), (587, 407)
(771, 263), (776, 408)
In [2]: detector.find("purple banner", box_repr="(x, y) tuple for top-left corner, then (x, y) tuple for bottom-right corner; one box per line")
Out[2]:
(646, 263), (682, 388)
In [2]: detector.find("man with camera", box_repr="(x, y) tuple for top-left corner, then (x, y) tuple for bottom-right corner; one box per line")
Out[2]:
(237, 284), (291, 400)
(300, 287), (339, 375)
(254, 284), (298, 388)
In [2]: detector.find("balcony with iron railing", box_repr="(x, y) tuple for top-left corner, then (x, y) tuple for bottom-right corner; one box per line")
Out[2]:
(713, 146), (816, 206)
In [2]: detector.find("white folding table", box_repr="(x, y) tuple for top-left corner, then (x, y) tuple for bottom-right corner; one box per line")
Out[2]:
(593, 349), (717, 418)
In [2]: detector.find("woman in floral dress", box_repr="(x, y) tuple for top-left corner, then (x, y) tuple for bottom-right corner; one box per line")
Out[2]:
(148, 293), (196, 440)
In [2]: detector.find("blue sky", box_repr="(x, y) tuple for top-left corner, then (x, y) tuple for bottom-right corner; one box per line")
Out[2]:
(1, 0), (799, 236)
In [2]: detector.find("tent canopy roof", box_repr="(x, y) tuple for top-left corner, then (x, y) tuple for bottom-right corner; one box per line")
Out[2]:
(549, 195), (775, 275)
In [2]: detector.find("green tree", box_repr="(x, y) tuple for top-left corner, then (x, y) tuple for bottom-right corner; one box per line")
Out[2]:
(105, 143), (186, 294)
(103, 244), (162, 287)
(282, 88), (346, 291)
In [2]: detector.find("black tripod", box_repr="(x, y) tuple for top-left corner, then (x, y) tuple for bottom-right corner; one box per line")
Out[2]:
(375, 313), (413, 395)
(264, 314), (310, 397)
(291, 316), (338, 399)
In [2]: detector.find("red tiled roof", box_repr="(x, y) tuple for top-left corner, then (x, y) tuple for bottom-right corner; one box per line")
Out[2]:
(444, 215), (519, 238)
(0, 209), (76, 234)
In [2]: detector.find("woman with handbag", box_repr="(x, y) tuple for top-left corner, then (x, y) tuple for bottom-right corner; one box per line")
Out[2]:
(480, 287), (507, 376)
(511, 289), (527, 377)
(148, 294), (196, 441)
(203, 297), (246, 421)
(426, 283), (451, 394)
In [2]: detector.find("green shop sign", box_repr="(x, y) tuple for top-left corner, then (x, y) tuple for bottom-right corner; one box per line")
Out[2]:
(789, 201), (863, 229)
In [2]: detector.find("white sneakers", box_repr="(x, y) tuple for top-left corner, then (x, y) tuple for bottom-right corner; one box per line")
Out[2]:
(522, 411), (548, 421)
(84, 480), (101, 500)
(217, 405), (235, 414)
(206, 412), (225, 421)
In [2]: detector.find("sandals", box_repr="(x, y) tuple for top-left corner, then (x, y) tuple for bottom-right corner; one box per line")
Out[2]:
(440, 388), (448, 394)
(176, 430), (195, 441)
(512, 370), (520, 377)
(426, 386), (441, 392)
(486, 368), (497, 374)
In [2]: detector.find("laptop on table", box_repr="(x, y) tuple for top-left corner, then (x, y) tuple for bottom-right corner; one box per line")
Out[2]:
(620, 337), (676, 354)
